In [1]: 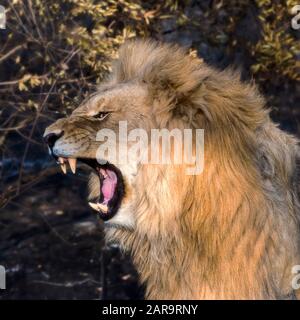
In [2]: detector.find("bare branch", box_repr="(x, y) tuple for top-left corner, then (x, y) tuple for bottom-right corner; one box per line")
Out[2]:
(0, 44), (25, 64)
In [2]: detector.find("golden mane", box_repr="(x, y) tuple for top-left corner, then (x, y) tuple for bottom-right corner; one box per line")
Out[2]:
(104, 40), (300, 299)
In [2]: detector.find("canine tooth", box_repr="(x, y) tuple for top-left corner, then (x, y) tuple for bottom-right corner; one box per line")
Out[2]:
(100, 168), (107, 178)
(68, 158), (77, 174)
(88, 202), (99, 212)
(98, 203), (108, 213)
(58, 157), (65, 164)
(60, 163), (67, 174)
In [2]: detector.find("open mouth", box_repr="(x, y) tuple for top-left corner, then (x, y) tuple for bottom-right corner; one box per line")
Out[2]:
(54, 156), (125, 221)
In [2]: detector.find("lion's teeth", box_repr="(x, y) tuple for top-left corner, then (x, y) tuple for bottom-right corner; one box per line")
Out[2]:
(98, 203), (108, 213)
(100, 168), (108, 178)
(57, 157), (67, 174)
(68, 158), (77, 174)
(60, 163), (67, 174)
(88, 202), (108, 213)
(88, 202), (99, 212)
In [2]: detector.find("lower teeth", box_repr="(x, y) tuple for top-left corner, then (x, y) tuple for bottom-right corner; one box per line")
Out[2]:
(98, 203), (108, 213)
(88, 202), (108, 213)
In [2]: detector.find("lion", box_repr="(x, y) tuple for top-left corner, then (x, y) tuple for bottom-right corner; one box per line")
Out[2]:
(44, 39), (300, 299)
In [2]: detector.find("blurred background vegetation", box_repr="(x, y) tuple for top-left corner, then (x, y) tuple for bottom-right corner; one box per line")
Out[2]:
(0, 0), (299, 299)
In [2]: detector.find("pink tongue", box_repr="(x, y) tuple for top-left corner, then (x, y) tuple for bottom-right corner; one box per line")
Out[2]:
(101, 169), (117, 204)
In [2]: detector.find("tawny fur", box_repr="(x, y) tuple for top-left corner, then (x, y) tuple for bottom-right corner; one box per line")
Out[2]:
(45, 40), (300, 299)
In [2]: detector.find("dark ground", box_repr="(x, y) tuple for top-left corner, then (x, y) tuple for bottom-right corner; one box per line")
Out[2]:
(0, 173), (144, 300)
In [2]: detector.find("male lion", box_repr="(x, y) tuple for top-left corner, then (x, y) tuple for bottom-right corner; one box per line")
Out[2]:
(44, 39), (300, 299)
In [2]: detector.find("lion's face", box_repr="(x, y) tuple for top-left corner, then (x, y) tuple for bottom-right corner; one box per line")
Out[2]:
(44, 82), (151, 228)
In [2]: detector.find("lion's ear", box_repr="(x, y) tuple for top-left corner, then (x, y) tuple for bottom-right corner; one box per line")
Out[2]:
(146, 66), (214, 127)
(110, 39), (210, 124)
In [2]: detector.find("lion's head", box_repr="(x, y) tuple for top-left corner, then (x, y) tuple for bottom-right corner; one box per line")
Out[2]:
(44, 40), (214, 230)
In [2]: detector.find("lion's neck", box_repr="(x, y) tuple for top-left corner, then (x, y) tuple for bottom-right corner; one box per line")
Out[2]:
(106, 187), (283, 299)
(105, 148), (293, 299)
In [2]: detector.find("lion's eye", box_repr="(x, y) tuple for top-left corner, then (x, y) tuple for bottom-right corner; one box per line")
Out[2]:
(94, 112), (109, 120)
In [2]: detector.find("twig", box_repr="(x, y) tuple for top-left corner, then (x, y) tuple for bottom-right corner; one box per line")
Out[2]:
(27, 0), (44, 43)
(8, 2), (32, 38)
(0, 44), (25, 64)
(0, 73), (49, 87)
(32, 278), (101, 288)
(0, 120), (30, 131)
(16, 129), (43, 145)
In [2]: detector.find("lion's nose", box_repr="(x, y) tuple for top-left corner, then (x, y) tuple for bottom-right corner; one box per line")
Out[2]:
(44, 131), (64, 149)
